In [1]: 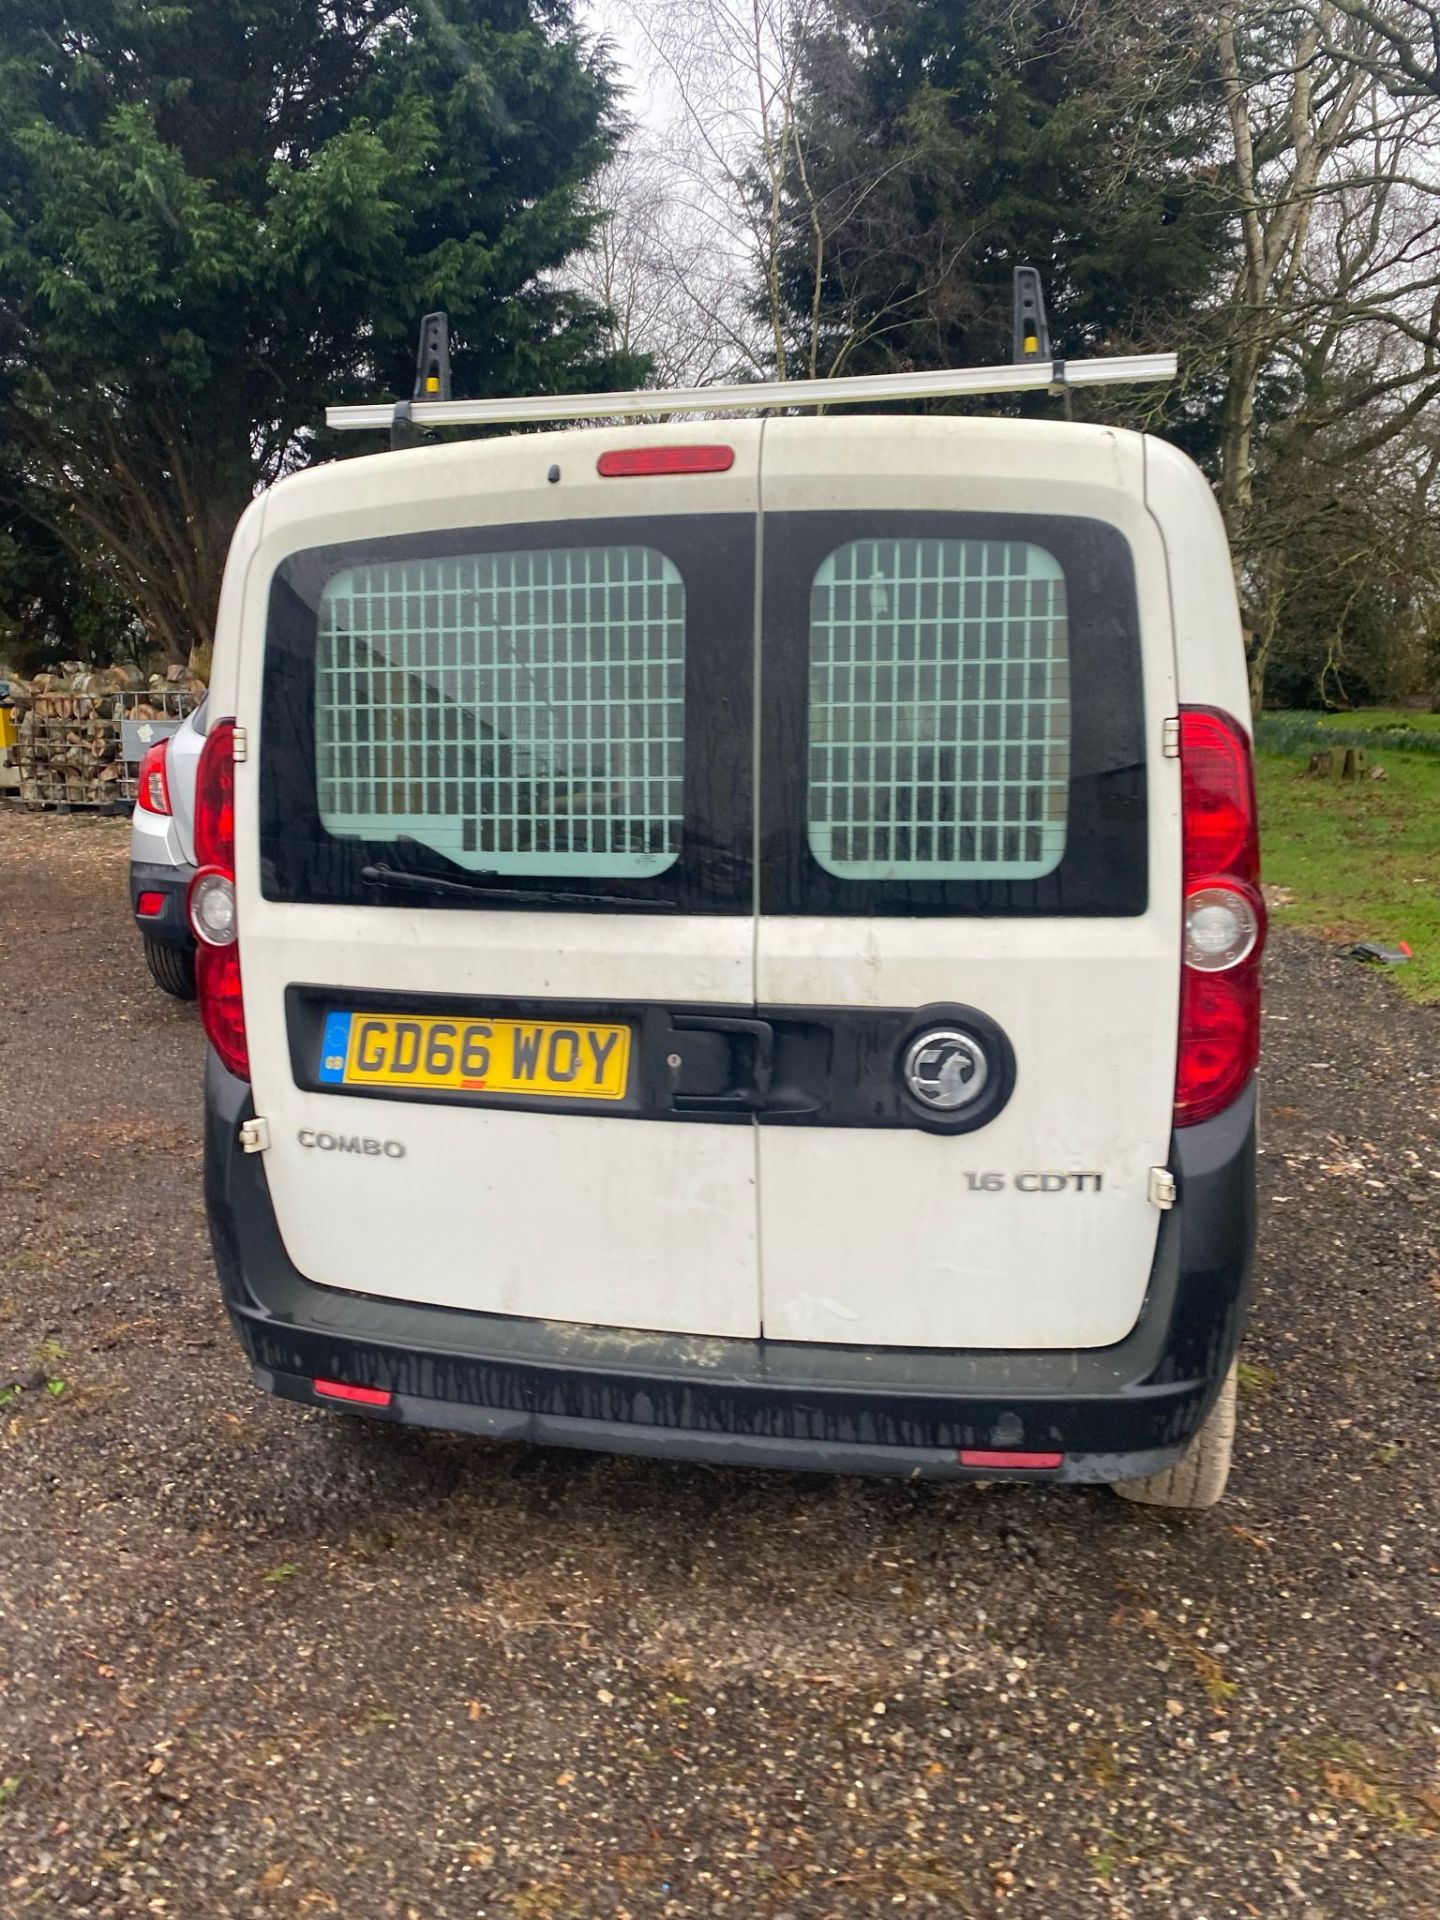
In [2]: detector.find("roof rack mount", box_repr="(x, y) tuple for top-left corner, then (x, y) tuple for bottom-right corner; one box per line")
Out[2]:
(325, 351), (1178, 436)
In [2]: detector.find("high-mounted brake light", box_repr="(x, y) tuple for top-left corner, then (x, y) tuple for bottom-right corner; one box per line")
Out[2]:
(187, 718), (247, 1079)
(136, 739), (172, 815)
(597, 445), (735, 477)
(1175, 708), (1264, 1127)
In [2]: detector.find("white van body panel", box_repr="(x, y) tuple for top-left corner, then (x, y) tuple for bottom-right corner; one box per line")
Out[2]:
(240, 909), (759, 1332)
(228, 425), (765, 1338)
(1142, 436), (1252, 724)
(755, 418), (1180, 1349)
(205, 492), (264, 727)
(209, 413), (1245, 1355)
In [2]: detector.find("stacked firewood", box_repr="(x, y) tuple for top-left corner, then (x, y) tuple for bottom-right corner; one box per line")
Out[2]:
(5, 663), (202, 805)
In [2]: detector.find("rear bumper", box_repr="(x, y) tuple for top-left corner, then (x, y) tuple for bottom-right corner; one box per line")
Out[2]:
(131, 859), (195, 949)
(204, 1056), (1256, 1482)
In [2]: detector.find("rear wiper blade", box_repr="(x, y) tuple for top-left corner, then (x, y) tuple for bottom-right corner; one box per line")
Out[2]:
(359, 864), (673, 910)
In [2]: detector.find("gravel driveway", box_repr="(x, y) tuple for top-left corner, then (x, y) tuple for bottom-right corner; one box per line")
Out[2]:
(0, 811), (1435, 1920)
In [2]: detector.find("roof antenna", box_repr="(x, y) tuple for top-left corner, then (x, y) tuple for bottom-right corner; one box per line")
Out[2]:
(391, 312), (452, 450)
(1012, 267), (1072, 419)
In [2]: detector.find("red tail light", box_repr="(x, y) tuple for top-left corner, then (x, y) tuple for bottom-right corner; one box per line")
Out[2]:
(597, 445), (735, 477)
(136, 890), (166, 918)
(1175, 708), (1264, 1126)
(195, 941), (248, 1078)
(193, 717), (236, 868)
(136, 739), (172, 815)
(188, 718), (248, 1079)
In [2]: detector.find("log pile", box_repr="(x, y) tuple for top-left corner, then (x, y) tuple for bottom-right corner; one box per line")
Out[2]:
(4, 663), (202, 806)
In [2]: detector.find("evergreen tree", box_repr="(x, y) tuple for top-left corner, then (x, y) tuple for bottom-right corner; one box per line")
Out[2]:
(0, 1), (642, 660)
(769, 0), (1231, 420)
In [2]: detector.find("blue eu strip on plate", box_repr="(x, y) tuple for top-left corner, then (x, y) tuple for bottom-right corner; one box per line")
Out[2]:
(319, 1011), (353, 1084)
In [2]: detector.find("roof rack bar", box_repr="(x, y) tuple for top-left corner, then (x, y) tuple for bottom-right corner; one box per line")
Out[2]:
(325, 352), (1177, 434)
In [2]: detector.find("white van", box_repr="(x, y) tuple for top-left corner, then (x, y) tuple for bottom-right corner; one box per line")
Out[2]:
(194, 406), (1263, 1508)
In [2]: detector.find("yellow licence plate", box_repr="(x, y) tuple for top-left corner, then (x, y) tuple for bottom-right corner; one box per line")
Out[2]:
(318, 1011), (631, 1101)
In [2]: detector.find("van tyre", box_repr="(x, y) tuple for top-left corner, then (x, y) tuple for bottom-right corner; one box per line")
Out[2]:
(143, 937), (197, 1001)
(1112, 1360), (1237, 1511)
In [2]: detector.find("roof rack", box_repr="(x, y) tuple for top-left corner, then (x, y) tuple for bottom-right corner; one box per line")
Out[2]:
(326, 272), (1176, 444)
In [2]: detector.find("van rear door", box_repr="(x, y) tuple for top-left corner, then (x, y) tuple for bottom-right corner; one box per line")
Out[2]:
(235, 429), (762, 1338)
(753, 419), (1180, 1350)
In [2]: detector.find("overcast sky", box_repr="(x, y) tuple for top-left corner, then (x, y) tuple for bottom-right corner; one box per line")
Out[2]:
(582, 4), (647, 114)
(581, 2), (673, 133)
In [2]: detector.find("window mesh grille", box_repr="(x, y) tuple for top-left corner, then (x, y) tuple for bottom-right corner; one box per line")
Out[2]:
(315, 546), (685, 876)
(807, 538), (1070, 879)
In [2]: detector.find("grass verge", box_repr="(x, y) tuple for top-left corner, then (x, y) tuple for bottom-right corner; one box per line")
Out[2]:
(1255, 708), (1440, 758)
(1256, 712), (1440, 1003)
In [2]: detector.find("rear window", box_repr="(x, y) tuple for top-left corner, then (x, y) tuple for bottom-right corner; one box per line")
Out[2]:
(315, 546), (685, 877)
(259, 515), (755, 914)
(760, 510), (1147, 917)
(807, 537), (1069, 880)
(260, 504), (1145, 919)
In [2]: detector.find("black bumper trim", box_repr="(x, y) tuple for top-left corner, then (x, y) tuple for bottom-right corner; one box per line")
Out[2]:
(131, 859), (195, 949)
(204, 1054), (1256, 1477)
(257, 1366), (1181, 1482)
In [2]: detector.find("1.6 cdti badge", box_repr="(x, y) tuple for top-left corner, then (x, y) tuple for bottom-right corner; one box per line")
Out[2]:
(903, 1029), (988, 1112)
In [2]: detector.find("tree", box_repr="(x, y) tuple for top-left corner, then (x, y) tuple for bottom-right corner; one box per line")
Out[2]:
(0, 488), (139, 676)
(763, 1), (1235, 393)
(763, 0), (1440, 707)
(1242, 407), (1440, 707)
(1325, 0), (1440, 94)
(0, 0), (644, 663)
(570, 145), (754, 388)
(620, 0), (835, 380)
(1175, 3), (1439, 702)
(1210, 6), (1440, 543)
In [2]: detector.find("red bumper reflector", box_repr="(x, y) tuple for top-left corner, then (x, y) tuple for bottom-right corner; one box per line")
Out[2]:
(597, 444), (734, 477)
(313, 1378), (393, 1408)
(959, 1449), (1064, 1470)
(136, 891), (166, 917)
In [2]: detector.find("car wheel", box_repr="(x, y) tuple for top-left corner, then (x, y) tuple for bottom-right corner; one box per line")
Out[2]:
(143, 937), (197, 1001)
(1112, 1360), (1237, 1511)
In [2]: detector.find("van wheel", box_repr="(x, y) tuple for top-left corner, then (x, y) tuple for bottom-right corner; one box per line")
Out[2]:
(143, 937), (196, 1001)
(1112, 1361), (1237, 1511)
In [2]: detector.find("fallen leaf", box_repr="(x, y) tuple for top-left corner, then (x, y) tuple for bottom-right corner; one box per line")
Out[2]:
(1229, 1524), (1273, 1552)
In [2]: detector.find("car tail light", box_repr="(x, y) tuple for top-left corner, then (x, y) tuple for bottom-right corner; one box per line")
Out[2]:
(189, 869), (237, 946)
(188, 718), (248, 1079)
(136, 740), (172, 815)
(1175, 708), (1264, 1126)
(597, 445), (734, 477)
(136, 890), (166, 918)
(193, 717), (236, 869)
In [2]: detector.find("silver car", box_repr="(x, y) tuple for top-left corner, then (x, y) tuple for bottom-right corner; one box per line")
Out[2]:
(129, 694), (207, 998)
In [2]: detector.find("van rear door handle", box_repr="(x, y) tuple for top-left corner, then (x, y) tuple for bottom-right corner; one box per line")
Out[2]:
(668, 1014), (774, 1111)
